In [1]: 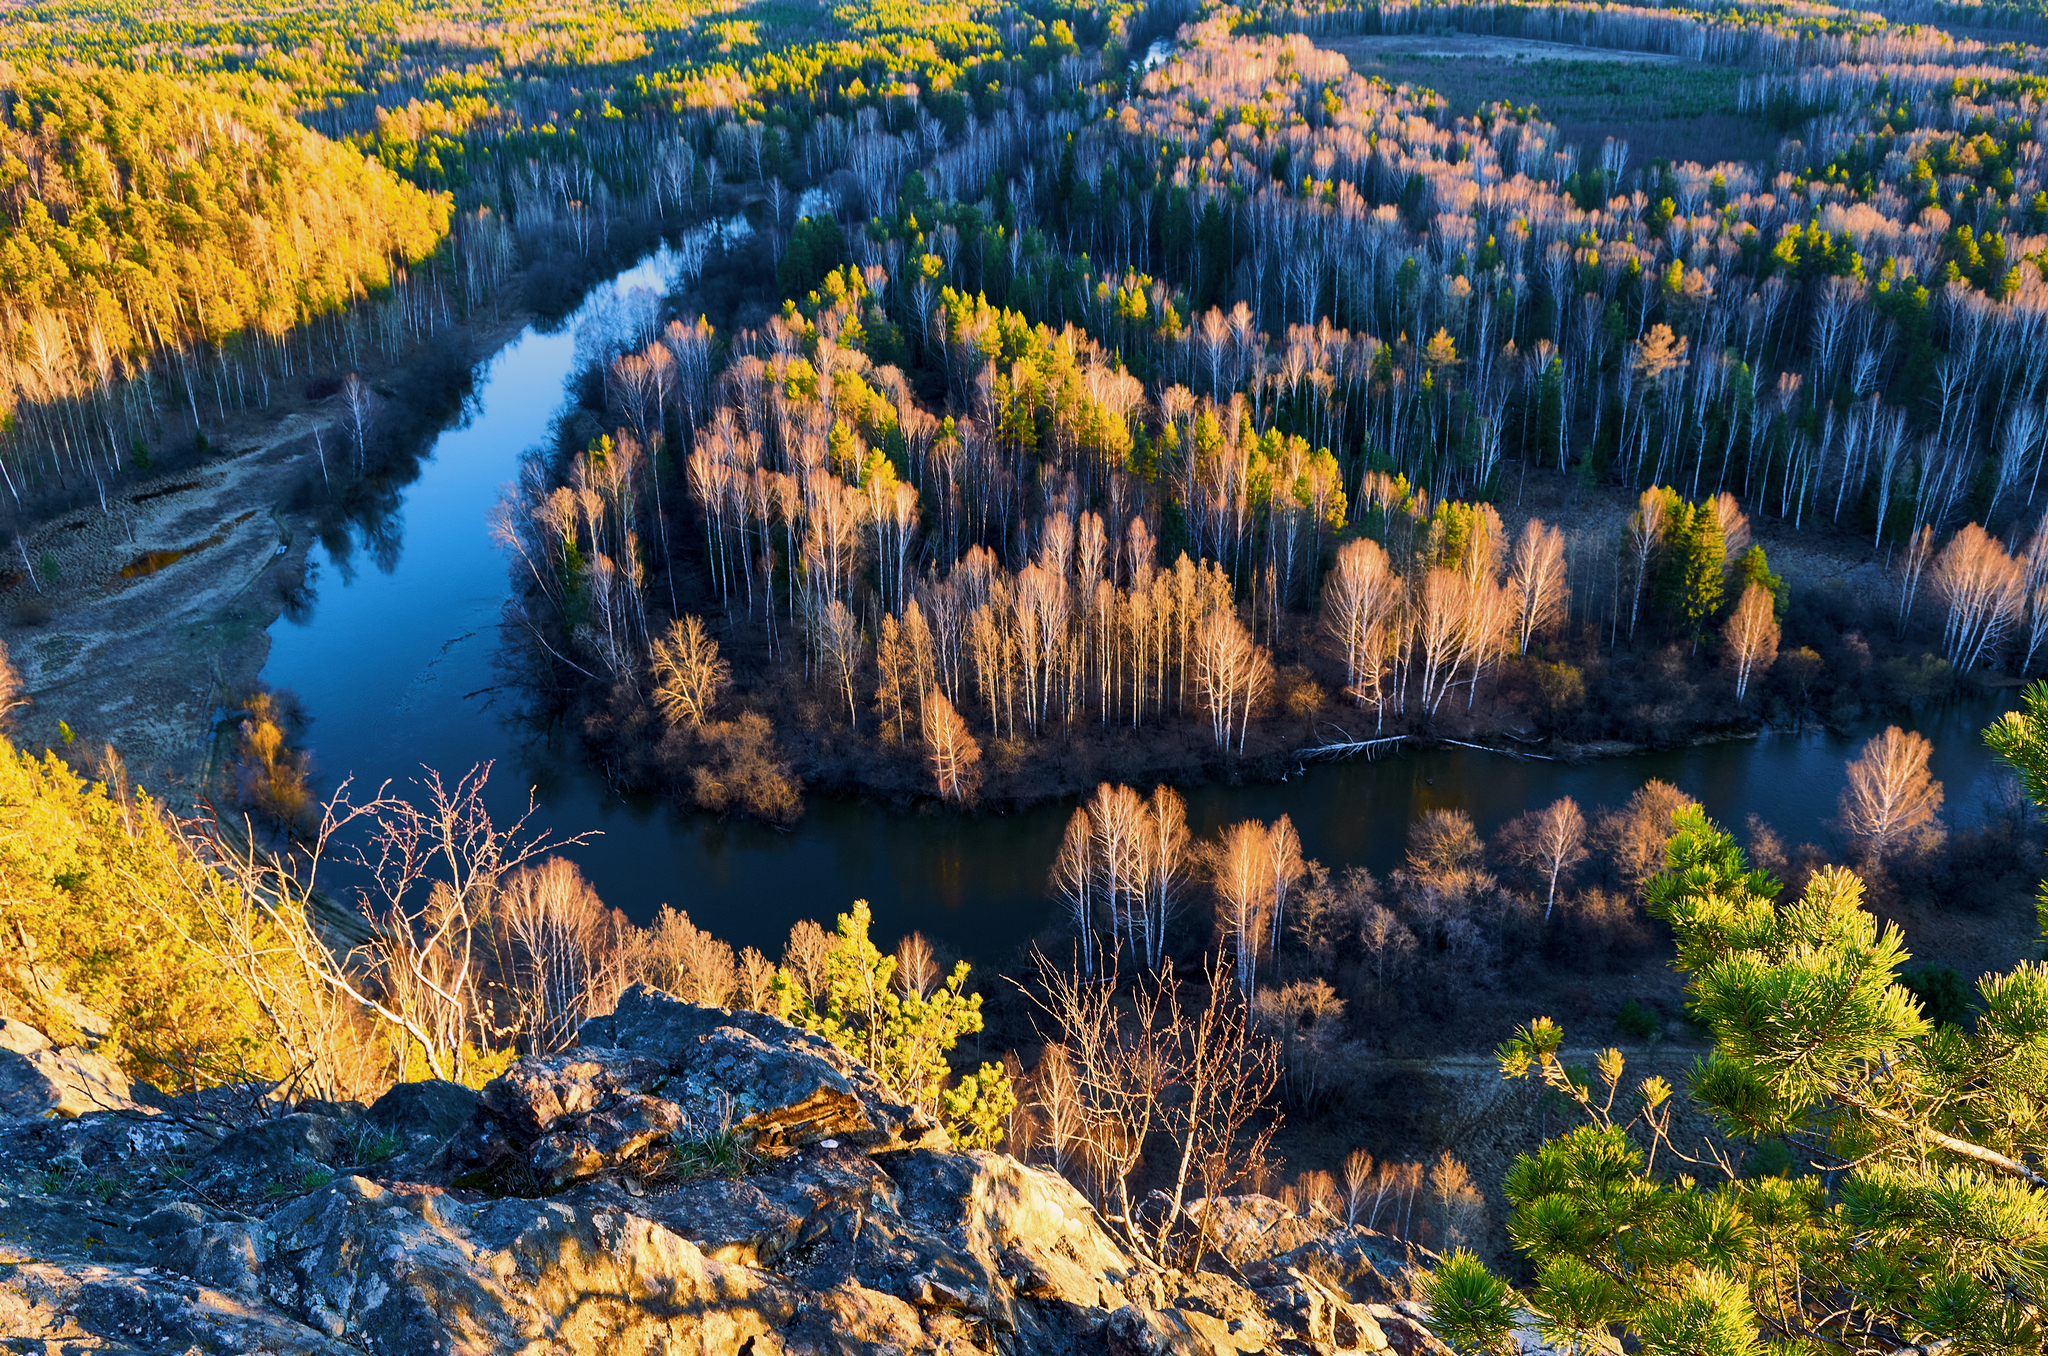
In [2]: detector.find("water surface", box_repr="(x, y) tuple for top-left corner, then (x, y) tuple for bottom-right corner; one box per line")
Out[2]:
(266, 252), (2021, 962)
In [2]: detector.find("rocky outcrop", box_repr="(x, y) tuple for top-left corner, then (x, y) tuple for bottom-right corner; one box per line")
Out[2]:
(0, 990), (1454, 1355)
(578, 984), (950, 1151)
(0, 1014), (146, 1118)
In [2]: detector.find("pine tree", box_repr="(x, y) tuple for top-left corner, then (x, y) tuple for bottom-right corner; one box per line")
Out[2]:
(1425, 795), (2048, 1356)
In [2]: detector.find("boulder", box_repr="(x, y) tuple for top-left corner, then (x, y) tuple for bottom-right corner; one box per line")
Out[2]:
(1108, 1303), (1244, 1356)
(530, 1093), (683, 1187)
(0, 1191), (153, 1264)
(1367, 1302), (1460, 1356)
(623, 1144), (893, 1267)
(159, 1221), (267, 1296)
(257, 1174), (793, 1355)
(579, 984), (946, 1152)
(362, 1077), (480, 1144)
(0, 1036), (144, 1119)
(357, 1077), (483, 1179)
(883, 1148), (1136, 1314)
(205, 1114), (343, 1171)
(0, 1017), (50, 1057)
(481, 1049), (668, 1142)
(0, 1256), (356, 1354)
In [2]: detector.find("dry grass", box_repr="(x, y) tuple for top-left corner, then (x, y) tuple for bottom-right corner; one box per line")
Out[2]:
(1321, 38), (1779, 167)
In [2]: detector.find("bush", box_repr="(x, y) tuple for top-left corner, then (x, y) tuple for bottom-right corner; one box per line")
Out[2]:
(0, 739), (279, 1083)
(225, 691), (315, 833)
(1898, 964), (1974, 1029)
(1615, 998), (1661, 1039)
(768, 900), (1013, 1147)
(662, 712), (804, 824)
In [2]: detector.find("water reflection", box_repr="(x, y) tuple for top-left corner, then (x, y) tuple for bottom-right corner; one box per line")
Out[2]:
(266, 244), (2026, 967)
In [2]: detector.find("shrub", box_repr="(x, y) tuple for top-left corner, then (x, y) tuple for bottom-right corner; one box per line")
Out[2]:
(0, 740), (279, 1083)
(225, 691), (315, 833)
(669, 712), (804, 824)
(1898, 964), (1974, 1029)
(768, 900), (1014, 1147)
(1615, 998), (1661, 1039)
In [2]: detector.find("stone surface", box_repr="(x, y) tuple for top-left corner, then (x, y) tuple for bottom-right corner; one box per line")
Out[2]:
(0, 1039), (143, 1118)
(530, 1092), (684, 1186)
(0, 1256), (357, 1354)
(256, 1174), (792, 1355)
(481, 1049), (670, 1141)
(0, 993), (1452, 1356)
(580, 984), (947, 1152)
(362, 1077), (480, 1143)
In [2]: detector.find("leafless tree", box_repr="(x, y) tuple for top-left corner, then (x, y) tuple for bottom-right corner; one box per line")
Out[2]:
(817, 599), (864, 726)
(325, 766), (589, 1082)
(1358, 903), (1416, 999)
(1032, 952), (1281, 1268)
(1321, 538), (1402, 711)
(1139, 786), (1192, 971)
(1508, 518), (1568, 654)
(1898, 523), (1936, 631)
(1723, 581), (1780, 705)
(894, 931), (938, 998)
(650, 615), (728, 726)
(779, 918), (831, 1004)
(1213, 819), (1276, 997)
(1050, 810), (1099, 976)
(1255, 977), (1343, 1109)
(1930, 522), (2024, 670)
(1407, 807), (1482, 881)
(120, 807), (388, 1102)
(340, 372), (376, 474)
(1500, 797), (1587, 921)
(495, 856), (626, 1054)
(631, 905), (737, 1006)
(1032, 1041), (1086, 1176)
(1342, 1148), (1375, 1226)
(1624, 487), (1668, 639)
(1839, 725), (1944, 861)
(921, 686), (982, 803)
(1594, 780), (1699, 898)
(1265, 814), (1304, 956)
(1193, 610), (1271, 752)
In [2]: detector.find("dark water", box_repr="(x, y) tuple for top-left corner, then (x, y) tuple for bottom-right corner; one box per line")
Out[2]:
(264, 252), (2022, 963)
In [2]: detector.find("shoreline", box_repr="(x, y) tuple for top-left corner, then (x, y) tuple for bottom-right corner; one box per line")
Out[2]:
(606, 696), (1993, 827)
(0, 309), (536, 807)
(0, 211), (698, 807)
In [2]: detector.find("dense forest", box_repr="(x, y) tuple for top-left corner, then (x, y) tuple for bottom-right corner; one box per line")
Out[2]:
(428, 0), (2048, 822)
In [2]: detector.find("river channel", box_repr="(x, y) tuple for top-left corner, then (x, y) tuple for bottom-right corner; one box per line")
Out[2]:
(263, 246), (2023, 962)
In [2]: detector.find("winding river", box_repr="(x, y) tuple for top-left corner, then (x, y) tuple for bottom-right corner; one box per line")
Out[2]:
(263, 247), (2020, 962)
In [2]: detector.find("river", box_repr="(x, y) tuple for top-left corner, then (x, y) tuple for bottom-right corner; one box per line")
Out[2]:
(263, 247), (2023, 963)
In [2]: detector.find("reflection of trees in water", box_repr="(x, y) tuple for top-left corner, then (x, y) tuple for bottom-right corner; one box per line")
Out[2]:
(313, 477), (407, 586)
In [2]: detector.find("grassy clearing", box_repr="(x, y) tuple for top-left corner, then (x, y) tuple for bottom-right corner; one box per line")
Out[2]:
(1324, 38), (1779, 166)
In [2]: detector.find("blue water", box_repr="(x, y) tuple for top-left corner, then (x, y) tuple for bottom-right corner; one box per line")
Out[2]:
(265, 250), (2022, 962)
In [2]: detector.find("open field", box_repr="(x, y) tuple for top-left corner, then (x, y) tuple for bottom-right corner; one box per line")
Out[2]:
(1323, 35), (1781, 165)
(1325, 34), (1687, 63)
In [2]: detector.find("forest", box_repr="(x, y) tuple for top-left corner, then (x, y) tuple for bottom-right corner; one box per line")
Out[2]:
(449, 0), (2048, 823)
(11, 0), (2048, 1347)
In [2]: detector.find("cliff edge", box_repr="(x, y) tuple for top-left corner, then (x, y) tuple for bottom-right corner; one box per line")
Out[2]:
(0, 984), (1450, 1355)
